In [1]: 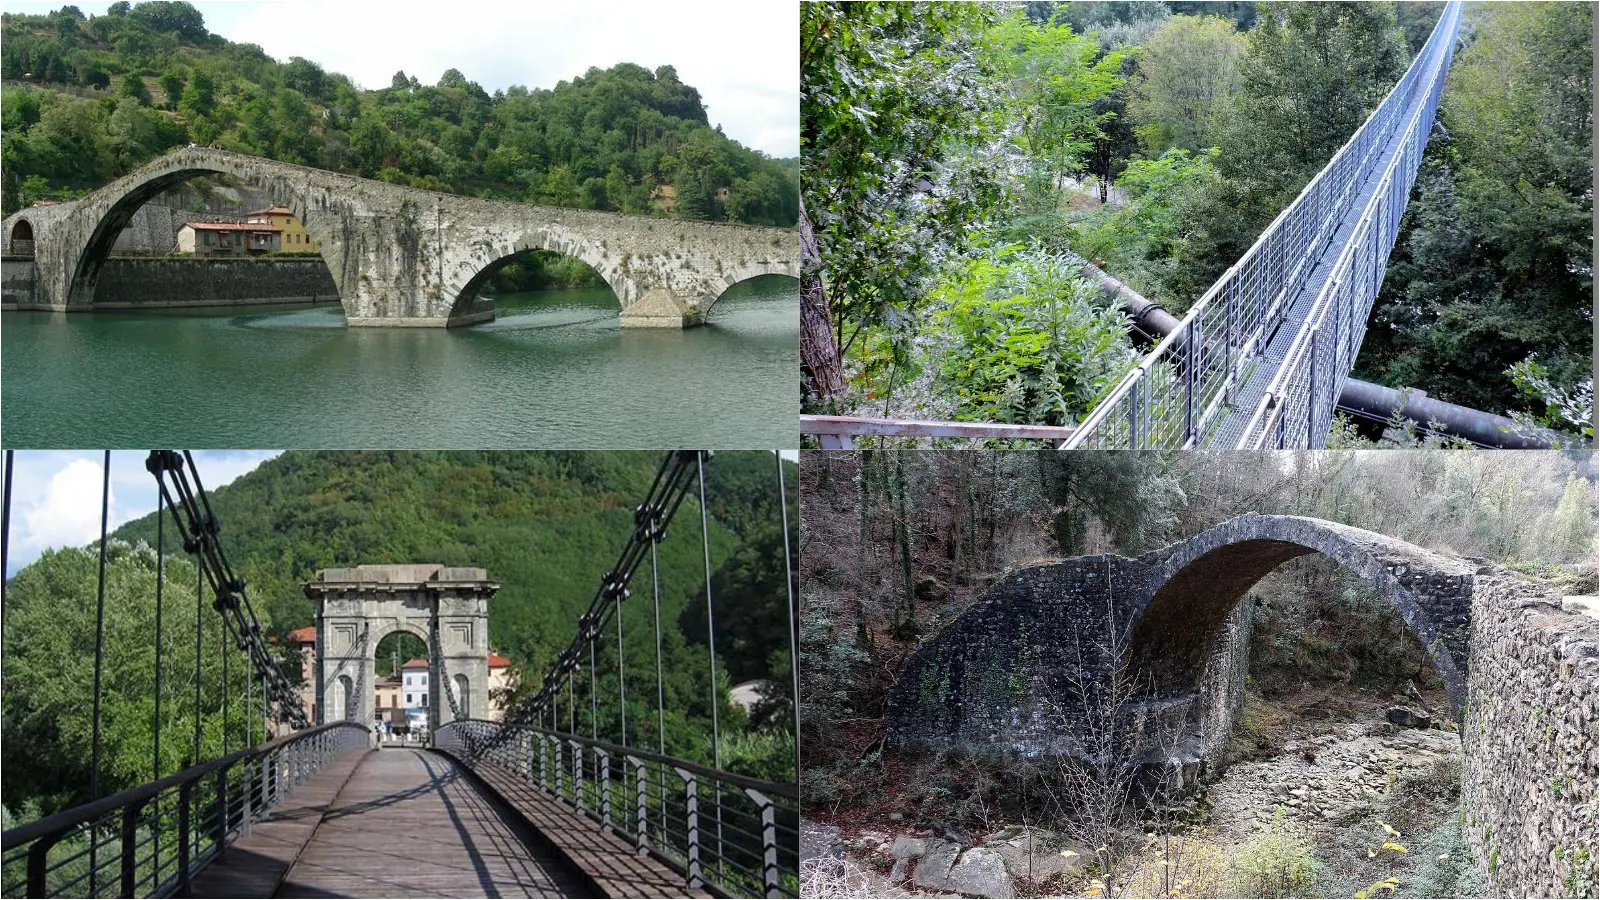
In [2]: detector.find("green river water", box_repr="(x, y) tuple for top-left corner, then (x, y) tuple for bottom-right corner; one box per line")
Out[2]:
(1, 277), (797, 448)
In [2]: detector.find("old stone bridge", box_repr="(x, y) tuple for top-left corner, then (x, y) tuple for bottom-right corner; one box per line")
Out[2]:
(888, 513), (1596, 897)
(3, 147), (798, 327)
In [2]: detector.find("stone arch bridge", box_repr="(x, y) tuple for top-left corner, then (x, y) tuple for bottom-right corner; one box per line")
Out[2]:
(4, 147), (797, 327)
(887, 513), (1597, 897)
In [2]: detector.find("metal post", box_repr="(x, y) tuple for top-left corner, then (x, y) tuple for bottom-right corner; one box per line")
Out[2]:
(747, 788), (780, 898)
(572, 739), (585, 810)
(599, 749), (613, 832)
(121, 799), (149, 897)
(633, 757), (649, 853)
(680, 768), (702, 889)
(1, 450), (12, 637)
(776, 453), (800, 786)
(696, 452), (720, 770)
(177, 781), (192, 893)
(213, 766), (229, 858)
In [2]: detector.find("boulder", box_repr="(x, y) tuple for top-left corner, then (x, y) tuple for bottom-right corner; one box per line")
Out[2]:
(1386, 706), (1433, 729)
(891, 836), (930, 860)
(948, 847), (1016, 898)
(991, 829), (1082, 883)
(801, 819), (845, 863)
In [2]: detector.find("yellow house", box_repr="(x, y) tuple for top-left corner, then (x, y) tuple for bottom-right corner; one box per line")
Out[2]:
(245, 205), (318, 252)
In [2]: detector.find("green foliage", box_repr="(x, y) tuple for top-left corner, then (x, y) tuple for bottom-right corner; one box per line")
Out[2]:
(932, 244), (1138, 427)
(1353, 2), (1592, 421)
(2, 543), (253, 819)
(1126, 14), (1245, 156)
(0, 6), (796, 224)
(1230, 808), (1324, 898)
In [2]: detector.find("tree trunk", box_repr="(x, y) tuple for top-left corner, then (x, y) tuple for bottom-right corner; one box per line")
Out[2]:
(799, 199), (845, 402)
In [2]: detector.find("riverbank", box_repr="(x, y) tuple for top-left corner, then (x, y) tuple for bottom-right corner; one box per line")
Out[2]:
(1, 255), (338, 311)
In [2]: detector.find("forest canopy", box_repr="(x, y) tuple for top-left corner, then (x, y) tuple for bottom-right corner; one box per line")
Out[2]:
(0, 2), (799, 226)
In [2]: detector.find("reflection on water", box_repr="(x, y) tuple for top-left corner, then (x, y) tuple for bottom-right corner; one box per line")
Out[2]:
(2, 277), (798, 448)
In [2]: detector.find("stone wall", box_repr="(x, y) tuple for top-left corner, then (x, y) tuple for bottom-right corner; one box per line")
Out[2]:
(1, 257), (37, 308)
(90, 256), (338, 308)
(1462, 571), (1598, 898)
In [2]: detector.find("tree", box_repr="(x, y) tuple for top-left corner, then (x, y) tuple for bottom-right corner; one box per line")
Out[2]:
(176, 68), (213, 118)
(1224, 2), (1407, 193)
(127, 0), (208, 43)
(1126, 14), (1246, 156)
(157, 67), (185, 110)
(118, 71), (151, 106)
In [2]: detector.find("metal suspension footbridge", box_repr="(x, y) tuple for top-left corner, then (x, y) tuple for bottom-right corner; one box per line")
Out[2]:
(1067, 0), (1463, 449)
(803, 2), (1479, 450)
(0, 450), (800, 899)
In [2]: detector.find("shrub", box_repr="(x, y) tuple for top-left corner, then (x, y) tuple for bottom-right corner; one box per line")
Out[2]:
(1230, 809), (1324, 898)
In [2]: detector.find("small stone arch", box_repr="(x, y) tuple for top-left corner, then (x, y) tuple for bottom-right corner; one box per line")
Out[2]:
(330, 674), (355, 722)
(9, 218), (35, 255)
(452, 674), (471, 722)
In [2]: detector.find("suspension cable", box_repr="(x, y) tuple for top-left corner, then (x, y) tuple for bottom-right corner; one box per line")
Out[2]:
(193, 560), (202, 766)
(89, 451), (110, 896)
(651, 539), (664, 756)
(698, 452), (720, 772)
(617, 590), (626, 748)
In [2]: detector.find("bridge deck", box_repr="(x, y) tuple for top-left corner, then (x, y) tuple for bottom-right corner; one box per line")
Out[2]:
(201, 747), (589, 898)
(1211, 96), (1419, 447)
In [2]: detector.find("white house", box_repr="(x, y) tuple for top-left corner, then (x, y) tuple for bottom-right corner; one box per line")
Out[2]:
(402, 658), (430, 711)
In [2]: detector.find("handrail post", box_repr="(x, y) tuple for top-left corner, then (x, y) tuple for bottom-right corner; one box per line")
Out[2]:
(631, 756), (649, 854)
(745, 788), (780, 899)
(121, 798), (150, 897)
(598, 749), (613, 832)
(676, 767), (702, 890)
(177, 781), (192, 894)
(26, 833), (60, 897)
(539, 733), (548, 791)
(571, 739), (584, 811)
(213, 766), (229, 859)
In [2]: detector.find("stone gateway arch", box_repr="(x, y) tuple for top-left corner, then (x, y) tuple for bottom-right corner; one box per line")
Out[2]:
(9, 147), (797, 327)
(305, 565), (498, 732)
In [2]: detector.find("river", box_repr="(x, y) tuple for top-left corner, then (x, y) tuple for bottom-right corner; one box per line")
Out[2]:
(1, 277), (797, 448)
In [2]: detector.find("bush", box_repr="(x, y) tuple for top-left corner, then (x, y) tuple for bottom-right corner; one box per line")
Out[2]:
(1395, 815), (1483, 898)
(1230, 809), (1323, 898)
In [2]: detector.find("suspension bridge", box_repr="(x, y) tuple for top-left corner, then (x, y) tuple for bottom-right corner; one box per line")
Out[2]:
(0, 450), (800, 898)
(804, 2), (1500, 449)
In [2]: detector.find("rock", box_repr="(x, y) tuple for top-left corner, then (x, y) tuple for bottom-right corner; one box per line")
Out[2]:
(991, 830), (1082, 883)
(891, 836), (929, 860)
(915, 576), (949, 604)
(889, 858), (910, 884)
(889, 811), (905, 822)
(948, 847), (1016, 898)
(801, 819), (845, 863)
(1387, 707), (1433, 729)
(912, 841), (963, 893)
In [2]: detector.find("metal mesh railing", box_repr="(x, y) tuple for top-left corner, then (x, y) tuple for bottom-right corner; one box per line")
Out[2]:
(1067, 1), (1462, 449)
(1, 723), (369, 899)
(437, 720), (799, 899)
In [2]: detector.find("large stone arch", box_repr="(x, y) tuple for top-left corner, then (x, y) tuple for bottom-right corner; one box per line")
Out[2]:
(442, 234), (632, 323)
(305, 564), (499, 733)
(700, 267), (800, 321)
(886, 514), (1475, 763)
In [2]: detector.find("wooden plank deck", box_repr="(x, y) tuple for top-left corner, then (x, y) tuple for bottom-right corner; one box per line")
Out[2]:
(458, 757), (711, 900)
(274, 748), (586, 898)
(188, 749), (369, 898)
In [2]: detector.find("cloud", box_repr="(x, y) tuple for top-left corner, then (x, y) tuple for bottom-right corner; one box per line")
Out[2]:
(6, 451), (280, 575)
(19, 457), (113, 557)
(217, 0), (799, 157)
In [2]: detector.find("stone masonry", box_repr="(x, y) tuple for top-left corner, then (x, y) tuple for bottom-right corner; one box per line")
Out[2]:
(4, 147), (797, 327)
(304, 565), (499, 731)
(1461, 570), (1597, 898)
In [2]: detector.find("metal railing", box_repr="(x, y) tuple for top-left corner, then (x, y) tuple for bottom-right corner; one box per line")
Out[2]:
(436, 720), (799, 899)
(0, 722), (369, 899)
(1067, 1), (1462, 449)
(800, 414), (1075, 448)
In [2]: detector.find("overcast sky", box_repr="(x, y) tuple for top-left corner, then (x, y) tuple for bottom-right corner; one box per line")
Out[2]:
(9, 0), (798, 157)
(6, 449), (799, 576)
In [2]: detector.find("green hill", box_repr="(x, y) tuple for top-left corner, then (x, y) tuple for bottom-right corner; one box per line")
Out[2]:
(0, 2), (799, 225)
(110, 450), (796, 683)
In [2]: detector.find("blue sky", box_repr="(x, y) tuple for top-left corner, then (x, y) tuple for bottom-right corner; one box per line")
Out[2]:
(5, 449), (798, 575)
(5, 0), (799, 157)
